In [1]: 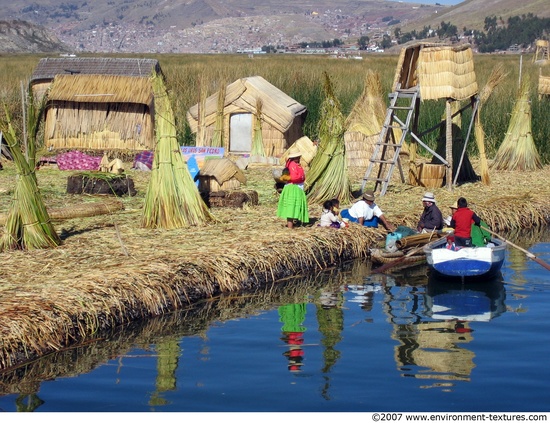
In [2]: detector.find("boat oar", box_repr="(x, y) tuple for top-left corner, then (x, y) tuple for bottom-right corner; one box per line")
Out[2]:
(372, 233), (442, 274)
(484, 227), (550, 272)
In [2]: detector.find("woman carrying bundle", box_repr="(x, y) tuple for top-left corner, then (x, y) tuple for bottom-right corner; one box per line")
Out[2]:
(277, 152), (309, 229)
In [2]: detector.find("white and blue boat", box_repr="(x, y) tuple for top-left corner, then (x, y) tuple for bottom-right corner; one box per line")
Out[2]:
(423, 237), (507, 278)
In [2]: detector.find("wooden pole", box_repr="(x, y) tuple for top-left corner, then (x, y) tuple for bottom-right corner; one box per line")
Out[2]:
(445, 99), (453, 190)
(484, 228), (550, 272)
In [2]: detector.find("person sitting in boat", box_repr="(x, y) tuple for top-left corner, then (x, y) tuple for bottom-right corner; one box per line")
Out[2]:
(449, 197), (482, 248)
(417, 192), (444, 233)
(446, 234), (457, 251)
(340, 190), (395, 231)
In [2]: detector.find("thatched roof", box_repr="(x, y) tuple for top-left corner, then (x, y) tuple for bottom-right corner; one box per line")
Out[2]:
(198, 158), (247, 184)
(186, 76), (307, 133)
(31, 57), (161, 83)
(48, 74), (154, 106)
(393, 43), (478, 101)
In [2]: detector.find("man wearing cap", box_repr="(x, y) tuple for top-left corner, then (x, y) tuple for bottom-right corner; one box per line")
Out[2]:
(417, 192), (443, 233)
(443, 201), (458, 226)
(340, 190), (395, 231)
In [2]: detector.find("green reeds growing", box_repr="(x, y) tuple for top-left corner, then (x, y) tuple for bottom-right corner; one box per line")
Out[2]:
(491, 76), (543, 171)
(0, 86), (61, 251)
(305, 72), (352, 205)
(142, 72), (214, 229)
(211, 82), (225, 148)
(250, 97), (265, 158)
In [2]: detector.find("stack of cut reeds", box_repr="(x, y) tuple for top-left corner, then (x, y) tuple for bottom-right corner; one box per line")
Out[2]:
(305, 72), (353, 205)
(142, 72), (214, 229)
(492, 76), (543, 171)
(0, 86), (61, 250)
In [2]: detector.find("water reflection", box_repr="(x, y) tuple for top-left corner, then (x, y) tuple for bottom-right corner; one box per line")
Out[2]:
(426, 273), (507, 322)
(316, 289), (344, 400)
(0, 257), (515, 409)
(390, 273), (506, 390)
(149, 339), (180, 407)
(279, 303), (307, 372)
(0, 272), (344, 410)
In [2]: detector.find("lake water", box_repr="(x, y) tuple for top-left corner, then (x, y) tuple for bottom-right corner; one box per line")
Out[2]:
(1, 230), (550, 414)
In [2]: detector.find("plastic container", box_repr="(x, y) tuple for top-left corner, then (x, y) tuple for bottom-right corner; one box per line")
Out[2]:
(385, 232), (403, 252)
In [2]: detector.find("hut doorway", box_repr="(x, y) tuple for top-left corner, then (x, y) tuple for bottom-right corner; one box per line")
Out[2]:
(229, 113), (252, 153)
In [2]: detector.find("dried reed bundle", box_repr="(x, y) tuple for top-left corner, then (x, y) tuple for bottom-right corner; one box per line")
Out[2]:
(345, 70), (386, 137)
(211, 82), (225, 147)
(491, 76), (543, 171)
(396, 232), (444, 249)
(475, 63), (508, 184)
(0, 87), (61, 251)
(0, 200), (124, 225)
(142, 72), (214, 229)
(305, 72), (352, 205)
(251, 97), (265, 157)
(344, 70), (404, 168)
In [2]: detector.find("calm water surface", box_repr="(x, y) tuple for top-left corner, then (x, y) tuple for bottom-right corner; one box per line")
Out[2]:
(1, 230), (550, 413)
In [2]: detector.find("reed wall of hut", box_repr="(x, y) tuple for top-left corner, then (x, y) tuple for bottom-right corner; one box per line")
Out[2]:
(43, 74), (155, 151)
(187, 76), (307, 159)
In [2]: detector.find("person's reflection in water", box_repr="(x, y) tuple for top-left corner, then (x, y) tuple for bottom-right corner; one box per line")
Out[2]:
(345, 284), (380, 311)
(279, 303), (307, 372)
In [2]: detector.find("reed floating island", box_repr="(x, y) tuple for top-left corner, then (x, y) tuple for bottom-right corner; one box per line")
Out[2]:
(1, 161), (550, 372)
(1, 49), (550, 373)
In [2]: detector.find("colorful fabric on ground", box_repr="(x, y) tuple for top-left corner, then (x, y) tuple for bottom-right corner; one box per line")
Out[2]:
(277, 183), (309, 223)
(56, 151), (102, 170)
(133, 150), (154, 170)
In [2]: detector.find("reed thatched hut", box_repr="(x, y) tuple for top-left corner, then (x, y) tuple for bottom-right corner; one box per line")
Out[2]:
(30, 57), (163, 151)
(365, 42), (480, 194)
(197, 157), (247, 193)
(534, 39), (549, 63)
(186, 76), (307, 162)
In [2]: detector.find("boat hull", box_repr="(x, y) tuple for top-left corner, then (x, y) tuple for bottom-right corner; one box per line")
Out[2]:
(424, 238), (506, 278)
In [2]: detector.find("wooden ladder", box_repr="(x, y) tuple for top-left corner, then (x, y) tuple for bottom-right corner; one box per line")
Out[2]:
(361, 85), (419, 196)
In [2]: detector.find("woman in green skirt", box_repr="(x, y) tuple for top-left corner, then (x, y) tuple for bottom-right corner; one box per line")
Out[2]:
(277, 152), (309, 229)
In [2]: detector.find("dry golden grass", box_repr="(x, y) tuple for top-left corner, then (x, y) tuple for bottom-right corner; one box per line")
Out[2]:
(0, 159), (550, 371)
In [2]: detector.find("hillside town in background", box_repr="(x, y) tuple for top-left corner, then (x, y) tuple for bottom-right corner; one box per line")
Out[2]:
(1, 3), (548, 56)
